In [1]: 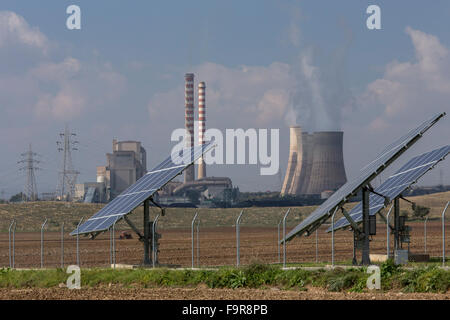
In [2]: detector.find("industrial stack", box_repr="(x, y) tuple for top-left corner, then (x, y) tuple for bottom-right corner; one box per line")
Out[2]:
(197, 81), (206, 179)
(281, 126), (347, 198)
(184, 73), (195, 183)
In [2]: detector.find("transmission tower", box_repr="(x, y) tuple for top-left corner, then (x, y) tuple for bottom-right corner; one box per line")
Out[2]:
(56, 125), (79, 201)
(18, 144), (40, 201)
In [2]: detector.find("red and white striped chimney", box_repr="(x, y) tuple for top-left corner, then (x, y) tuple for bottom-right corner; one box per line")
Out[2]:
(197, 81), (206, 179)
(184, 73), (195, 183)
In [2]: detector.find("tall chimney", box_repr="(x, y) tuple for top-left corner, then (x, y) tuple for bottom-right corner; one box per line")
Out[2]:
(305, 132), (347, 194)
(184, 73), (195, 183)
(197, 81), (206, 180)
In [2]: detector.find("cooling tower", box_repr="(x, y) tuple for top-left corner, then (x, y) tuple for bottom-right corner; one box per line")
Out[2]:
(305, 131), (347, 194)
(184, 73), (195, 183)
(293, 132), (314, 195)
(280, 126), (301, 195)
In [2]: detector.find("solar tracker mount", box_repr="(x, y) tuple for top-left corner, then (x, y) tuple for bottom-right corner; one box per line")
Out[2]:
(282, 112), (446, 265)
(71, 141), (215, 265)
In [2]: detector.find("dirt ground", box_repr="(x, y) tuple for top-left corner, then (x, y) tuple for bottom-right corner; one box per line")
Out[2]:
(0, 221), (447, 268)
(0, 285), (449, 300)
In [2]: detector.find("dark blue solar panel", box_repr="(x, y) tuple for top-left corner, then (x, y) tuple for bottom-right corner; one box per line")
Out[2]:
(71, 142), (214, 236)
(329, 145), (450, 232)
(283, 112), (445, 242)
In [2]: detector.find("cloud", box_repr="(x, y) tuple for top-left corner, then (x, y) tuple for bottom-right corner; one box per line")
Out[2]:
(0, 11), (48, 53)
(148, 62), (293, 137)
(365, 27), (450, 131)
(0, 11), (127, 122)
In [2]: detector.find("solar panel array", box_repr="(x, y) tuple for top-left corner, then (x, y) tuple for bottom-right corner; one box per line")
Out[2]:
(71, 142), (214, 236)
(282, 112), (445, 242)
(328, 145), (450, 232)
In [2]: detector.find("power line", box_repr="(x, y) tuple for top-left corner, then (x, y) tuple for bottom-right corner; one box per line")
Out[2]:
(18, 144), (41, 201)
(56, 125), (80, 201)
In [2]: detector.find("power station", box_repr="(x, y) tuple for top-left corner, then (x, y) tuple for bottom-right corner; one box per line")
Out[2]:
(281, 126), (347, 198)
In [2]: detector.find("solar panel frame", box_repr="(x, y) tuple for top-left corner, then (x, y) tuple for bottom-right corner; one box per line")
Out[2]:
(328, 144), (450, 232)
(282, 112), (446, 242)
(70, 142), (214, 236)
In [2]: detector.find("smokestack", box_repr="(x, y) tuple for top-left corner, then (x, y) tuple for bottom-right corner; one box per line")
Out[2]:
(197, 81), (206, 179)
(281, 126), (301, 195)
(305, 132), (347, 194)
(184, 73), (195, 183)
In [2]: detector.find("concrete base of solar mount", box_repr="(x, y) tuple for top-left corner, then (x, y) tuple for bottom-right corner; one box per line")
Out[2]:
(369, 254), (388, 263)
(110, 264), (136, 269)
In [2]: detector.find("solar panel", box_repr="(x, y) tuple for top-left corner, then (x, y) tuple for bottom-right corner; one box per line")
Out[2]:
(70, 142), (214, 236)
(328, 145), (450, 232)
(282, 112), (446, 242)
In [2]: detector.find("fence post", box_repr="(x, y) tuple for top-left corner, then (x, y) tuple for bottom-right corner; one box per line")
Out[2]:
(196, 219), (200, 267)
(331, 208), (337, 267)
(386, 204), (394, 258)
(315, 229), (318, 264)
(76, 217), (84, 266)
(191, 212), (198, 269)
(424, 217), (428, 255)
(277, 218), (282, 263)
(442, 202), (449, 267)
(41, 218), (48, 268)
(61, 222), (64, 268)
(112, 220), (116, 269)
(153, 214), (160, 268)
(282, 208), (291, 268)
(236, 210), (244, 267)
(9, 220), (16, 269)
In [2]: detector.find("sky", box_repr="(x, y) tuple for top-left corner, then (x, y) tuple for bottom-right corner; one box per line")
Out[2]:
(0, 0), (449, 199)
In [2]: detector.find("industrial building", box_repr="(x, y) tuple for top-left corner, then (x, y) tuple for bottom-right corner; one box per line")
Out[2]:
(74, 182), (106, 203)
(96, 140), (147, 201)
(281, 126), (347, 198)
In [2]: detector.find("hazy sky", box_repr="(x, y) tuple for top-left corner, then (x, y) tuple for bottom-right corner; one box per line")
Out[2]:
(0, 1), (449, 199)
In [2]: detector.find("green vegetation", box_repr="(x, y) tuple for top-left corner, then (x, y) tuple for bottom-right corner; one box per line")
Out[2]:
(0, 261), (449, 293)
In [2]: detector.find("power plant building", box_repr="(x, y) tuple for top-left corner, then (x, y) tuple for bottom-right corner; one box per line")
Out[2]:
(281, 126), (347, 198)
(97, 140), (147, 200)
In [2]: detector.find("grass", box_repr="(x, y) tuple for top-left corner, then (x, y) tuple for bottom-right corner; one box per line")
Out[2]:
(0, 261), (449, 293)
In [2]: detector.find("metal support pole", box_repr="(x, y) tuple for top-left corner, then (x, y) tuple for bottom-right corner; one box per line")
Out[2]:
(9, 220), (16, 269)
(61, 222), (64, 268)
(277, 218), (282, 263)
(196, 219), (200, 267)
(143, 199), (151, 265)
(41, 218), (47, 268)
(361, 187), (371, 265)
(442, 202), (449, 267)
(386, 204), (394, 258)
(282, 208), (291, 268)
(394, 198), (400, 251)
(191, 212), (198, 268)
(76, 217), (83, 266)
(424, 216), (428, 255)
(236, 210), (244, 267)
(152, 214), (160, 268)
(331, 209), (336, 267)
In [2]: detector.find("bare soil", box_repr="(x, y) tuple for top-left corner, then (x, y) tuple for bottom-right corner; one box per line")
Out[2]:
(0, 285), (449, 300)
